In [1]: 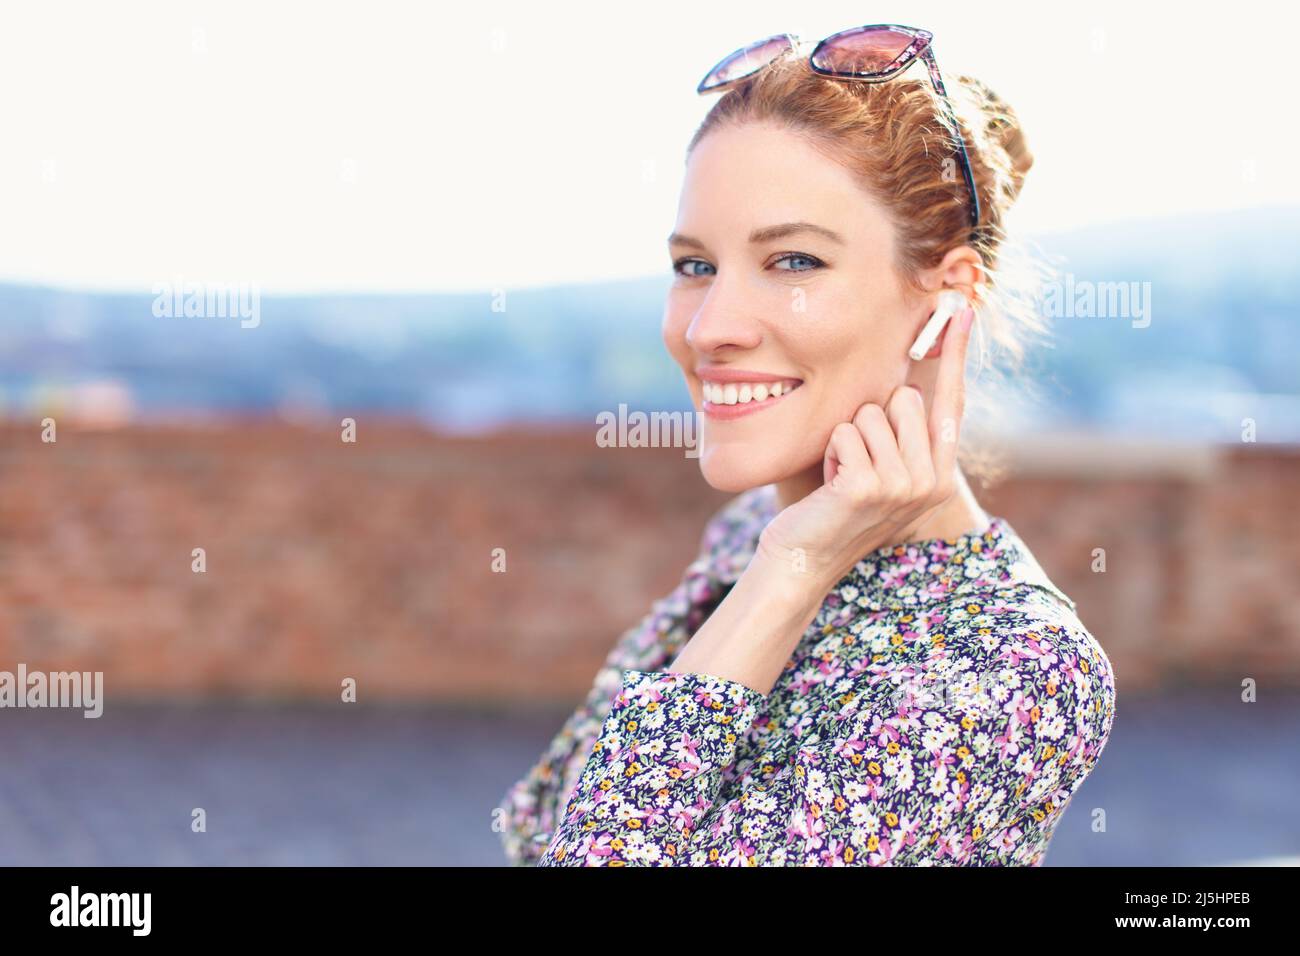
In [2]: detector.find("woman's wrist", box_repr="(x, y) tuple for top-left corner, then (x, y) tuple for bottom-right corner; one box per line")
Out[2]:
(667, 547), (831, 696)
(751, 532), (846, 602)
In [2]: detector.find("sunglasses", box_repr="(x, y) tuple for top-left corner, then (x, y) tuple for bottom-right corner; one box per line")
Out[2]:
(697, 23), (981, 236)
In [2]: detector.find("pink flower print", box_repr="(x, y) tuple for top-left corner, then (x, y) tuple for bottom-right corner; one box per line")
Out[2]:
(625, 682), (666, 709)
(995, 719), (1023, 760)
(820, 836), (852, 866)
(800, 807), (828, 854)
(815, 656), (848, 684)
(929, 747), (958, 772)
(833, 736), (868, 761)
(579, 831), (618, 861)
(1004, 690), (1037, 728)
(1021, 633), (1060, 670)
(933, 829), (961, 861)
(725, 837), (759, 866)
(868, 712), (902, 747)
(667, 799), (697, 832)
(669, 729), (706, 772)
(992, 824), (1023, 856)
(868, 834), (896, 865)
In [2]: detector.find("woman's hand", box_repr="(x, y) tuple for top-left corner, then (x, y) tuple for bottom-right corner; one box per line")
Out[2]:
(755, 306), (975, 594)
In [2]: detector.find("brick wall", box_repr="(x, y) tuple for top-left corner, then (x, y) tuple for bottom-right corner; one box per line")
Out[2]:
(1, 422), (1295, 705)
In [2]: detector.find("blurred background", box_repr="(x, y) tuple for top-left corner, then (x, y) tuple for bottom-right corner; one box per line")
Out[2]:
(1, 0), (1298, 866)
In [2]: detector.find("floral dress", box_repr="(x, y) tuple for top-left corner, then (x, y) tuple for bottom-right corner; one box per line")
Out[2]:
(496, 484), (1117, 866)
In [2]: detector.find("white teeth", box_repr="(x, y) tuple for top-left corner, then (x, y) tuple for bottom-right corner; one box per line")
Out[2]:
(703, 379), (800, 405)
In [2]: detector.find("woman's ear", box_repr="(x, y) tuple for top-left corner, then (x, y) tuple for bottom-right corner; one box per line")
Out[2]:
(918, 245), (983, 307)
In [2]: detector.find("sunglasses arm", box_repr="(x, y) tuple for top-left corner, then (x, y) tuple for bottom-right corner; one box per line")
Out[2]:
(920, 47), (982, 233)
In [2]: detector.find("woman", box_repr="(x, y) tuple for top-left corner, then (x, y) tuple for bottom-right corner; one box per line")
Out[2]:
(497, 24), (1116, 866)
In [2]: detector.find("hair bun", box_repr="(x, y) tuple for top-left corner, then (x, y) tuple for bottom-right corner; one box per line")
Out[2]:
(961, 75), (1033, 203)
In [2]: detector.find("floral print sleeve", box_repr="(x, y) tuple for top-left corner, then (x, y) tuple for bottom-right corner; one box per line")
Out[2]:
(537, 669), (767, 866)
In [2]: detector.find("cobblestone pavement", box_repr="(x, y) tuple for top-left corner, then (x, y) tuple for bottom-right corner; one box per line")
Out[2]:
(2, 689), (1296, 866)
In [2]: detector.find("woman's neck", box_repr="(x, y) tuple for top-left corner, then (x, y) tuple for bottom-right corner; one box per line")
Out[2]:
(774, 462), (990, 545)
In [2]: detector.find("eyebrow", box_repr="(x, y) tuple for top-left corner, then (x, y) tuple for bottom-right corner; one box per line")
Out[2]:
(667, 221), (846, 250)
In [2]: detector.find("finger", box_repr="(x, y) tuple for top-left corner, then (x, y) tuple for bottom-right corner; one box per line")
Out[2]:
(853, 402), (909, 500)
(825, 420), (875, 491)
(886, 385), (936, 499)
(930, 306), (974, 483)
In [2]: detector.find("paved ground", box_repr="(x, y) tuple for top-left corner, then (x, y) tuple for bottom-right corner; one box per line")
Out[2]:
(1, 688), (1297, 866)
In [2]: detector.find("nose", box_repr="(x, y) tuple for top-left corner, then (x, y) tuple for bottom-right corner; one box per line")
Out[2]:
(684, 277), (765, 355)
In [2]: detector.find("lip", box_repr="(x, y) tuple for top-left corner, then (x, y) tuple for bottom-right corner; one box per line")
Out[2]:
(698, 374), (804, 421)
(695, 365), (801, 385)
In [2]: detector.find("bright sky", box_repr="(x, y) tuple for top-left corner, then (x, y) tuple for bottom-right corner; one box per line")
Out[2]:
(0, 0), (1291, 294)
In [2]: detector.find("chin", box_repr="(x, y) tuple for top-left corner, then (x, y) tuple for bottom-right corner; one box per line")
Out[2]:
(697, 443), (789, 494)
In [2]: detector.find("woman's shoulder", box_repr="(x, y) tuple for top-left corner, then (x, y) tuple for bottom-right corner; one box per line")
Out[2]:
(919, 524), (1118, 757)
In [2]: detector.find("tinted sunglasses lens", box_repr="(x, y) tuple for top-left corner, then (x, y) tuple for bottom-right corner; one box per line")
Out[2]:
(812, 27), (918, 76)
(698, 34), (792, 92)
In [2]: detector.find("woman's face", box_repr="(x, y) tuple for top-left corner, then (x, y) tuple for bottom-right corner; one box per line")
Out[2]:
(664, 120), (938, 494)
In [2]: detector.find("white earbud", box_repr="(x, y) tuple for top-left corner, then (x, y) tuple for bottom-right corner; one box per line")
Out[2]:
(908, 290), (968, 361)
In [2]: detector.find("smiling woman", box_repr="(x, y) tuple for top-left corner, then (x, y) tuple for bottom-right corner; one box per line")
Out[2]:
(497, 27), (1115, 867)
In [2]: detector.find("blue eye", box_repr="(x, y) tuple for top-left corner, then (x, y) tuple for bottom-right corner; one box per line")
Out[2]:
(773, 252), (824, 272)
(672, 258), (715, 278)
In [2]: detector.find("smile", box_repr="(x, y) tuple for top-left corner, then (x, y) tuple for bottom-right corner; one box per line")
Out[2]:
(699, 377), (803, 421)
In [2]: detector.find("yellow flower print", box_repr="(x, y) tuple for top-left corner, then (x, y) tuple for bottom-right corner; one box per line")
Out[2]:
(886, 741), (901, 755)
(868, 761), (882, 775)
(885, 811), (899, 827)
(867, 835), (880, 851)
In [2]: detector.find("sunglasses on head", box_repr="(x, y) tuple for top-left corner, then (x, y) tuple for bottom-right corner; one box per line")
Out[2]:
(697, 23), (981, 238)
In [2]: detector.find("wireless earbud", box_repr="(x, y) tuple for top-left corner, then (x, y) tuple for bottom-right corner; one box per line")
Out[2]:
(908, 290), (968, 361)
